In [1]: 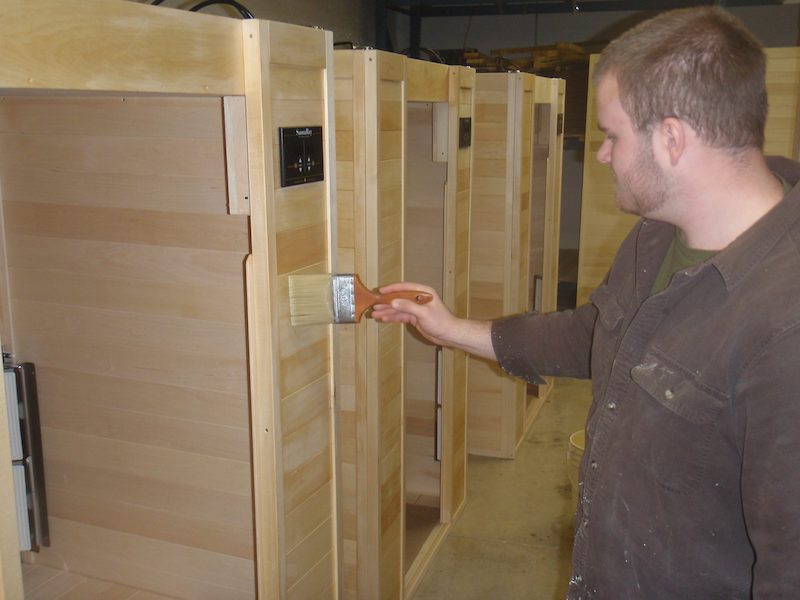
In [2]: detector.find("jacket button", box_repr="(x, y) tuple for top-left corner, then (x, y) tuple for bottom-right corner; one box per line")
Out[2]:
(607, 401), (616, 410)
(664, 389), (674, 400)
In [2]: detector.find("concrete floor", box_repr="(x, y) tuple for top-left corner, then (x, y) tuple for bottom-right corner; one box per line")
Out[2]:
(410, 377), (593, 600)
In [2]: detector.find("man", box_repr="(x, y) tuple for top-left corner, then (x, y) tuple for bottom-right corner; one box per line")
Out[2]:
(372, 6), (800, 599)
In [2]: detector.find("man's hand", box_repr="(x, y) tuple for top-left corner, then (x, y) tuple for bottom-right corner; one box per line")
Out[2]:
(372, 281), (497, 360)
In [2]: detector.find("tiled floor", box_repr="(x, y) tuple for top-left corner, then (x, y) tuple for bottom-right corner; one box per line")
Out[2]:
(410, 378), (593, 600)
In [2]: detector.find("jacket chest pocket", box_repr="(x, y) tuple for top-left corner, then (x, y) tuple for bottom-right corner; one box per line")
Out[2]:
(630, 350), (727, 494)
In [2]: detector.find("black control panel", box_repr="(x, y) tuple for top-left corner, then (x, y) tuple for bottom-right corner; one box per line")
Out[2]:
(278, 126), (324, 187)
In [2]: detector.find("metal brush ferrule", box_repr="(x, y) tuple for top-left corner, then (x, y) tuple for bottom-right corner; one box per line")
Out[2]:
(332, 274), (356, 323)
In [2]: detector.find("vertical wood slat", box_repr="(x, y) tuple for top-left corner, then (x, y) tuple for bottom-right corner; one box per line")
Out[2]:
(333, 49), (360, 600)
(468, 73), (518, 459)
(442, 66), (475, 522)
(530, 76), (565, 414)
(223, 96), (252, 215)
(335, 50), (474, 600)
(0, 333), (23, 600)
(244, 18), (337, 600)
(467, 73), (564, 459)
(242, 20), (283, 600)
(375, 51), (406, 600)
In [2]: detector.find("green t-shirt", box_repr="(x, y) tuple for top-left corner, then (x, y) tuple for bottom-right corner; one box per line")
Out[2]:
(651, 174), (791, 295)
(651, 234), (716, 295)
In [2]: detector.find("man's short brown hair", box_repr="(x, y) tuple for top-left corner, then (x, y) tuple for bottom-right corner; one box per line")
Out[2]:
(594, 7), (767, 150)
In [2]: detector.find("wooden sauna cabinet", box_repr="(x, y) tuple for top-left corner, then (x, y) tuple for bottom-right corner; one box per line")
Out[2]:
(577, 48), (800, 305)
(0, 2), (339, 599)
(333, 49), (474, 599)
(467, 72), (565, 459)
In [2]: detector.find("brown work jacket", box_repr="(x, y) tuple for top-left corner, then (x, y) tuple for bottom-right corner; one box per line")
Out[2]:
(492, 156), (800, 599)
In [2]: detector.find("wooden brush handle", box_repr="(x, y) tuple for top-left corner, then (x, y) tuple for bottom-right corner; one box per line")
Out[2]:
(353, 274), (432, 322)
(371, 290), (434, 306)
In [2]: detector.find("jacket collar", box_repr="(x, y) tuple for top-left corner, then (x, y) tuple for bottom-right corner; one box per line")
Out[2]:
(710, 156), (800, 291)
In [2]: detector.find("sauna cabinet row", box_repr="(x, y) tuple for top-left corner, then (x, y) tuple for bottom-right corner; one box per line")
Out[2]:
(0, 3), (566, 599)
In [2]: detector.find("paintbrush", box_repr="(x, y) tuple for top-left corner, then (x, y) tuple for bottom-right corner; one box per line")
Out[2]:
(289, 273), (433, 326)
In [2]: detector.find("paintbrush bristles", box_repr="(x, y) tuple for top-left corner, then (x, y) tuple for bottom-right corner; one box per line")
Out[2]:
(288, 274), (333, 326)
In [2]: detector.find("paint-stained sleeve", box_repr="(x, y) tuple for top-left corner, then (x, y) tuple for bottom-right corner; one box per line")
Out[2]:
(490, 302), (597, 384)
(738, 324), (800, 597)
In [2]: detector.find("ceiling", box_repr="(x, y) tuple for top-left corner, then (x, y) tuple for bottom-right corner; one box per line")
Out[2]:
(386, 0), (782, 17)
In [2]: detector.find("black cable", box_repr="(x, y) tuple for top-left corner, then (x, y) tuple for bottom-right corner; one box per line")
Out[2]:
(151, 0), (166, 4)
(189, 0), (255, 19)
(462, 15), (472, 53)
(399, 47), (445, 63)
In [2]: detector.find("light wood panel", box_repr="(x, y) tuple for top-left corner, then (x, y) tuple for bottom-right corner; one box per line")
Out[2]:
(332, 47), (361, 600)
(467, 73), (564, 459)
(0, 0), (244, 95)
(333, 50), (474, 600)
(334, 49), (408, 600)
(0, 10), (338, 600)
(243, 19), (337, 600)
(577, 48), (800, 305)
(438, 63), (473, 532)
(22, 562), (175, 599)
(468, 74), (520, 460)
(0, 95), (255, 598)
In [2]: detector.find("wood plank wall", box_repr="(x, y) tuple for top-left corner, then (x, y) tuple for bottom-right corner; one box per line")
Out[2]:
(254, 21), (338, 600)
(536, 76), (565, 320)
(467, 74), (563, 459)
(333, 49), (407, 600)
(334, 52), (473, 600)
(333, 49), (360, 600)
(468, 73), (532, 458)
(375, 52), (406, 600)
(0, 95), (256, 599)
(577, 48), (800, 306)
(528, 76), (565, 419)
(441, 66), (473, 523)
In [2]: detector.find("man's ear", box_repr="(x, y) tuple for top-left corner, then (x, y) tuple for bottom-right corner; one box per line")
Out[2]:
(658, 117), (686, 166)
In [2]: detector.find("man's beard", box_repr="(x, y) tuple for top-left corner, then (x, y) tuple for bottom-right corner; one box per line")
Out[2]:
(614, 141), (670, 217)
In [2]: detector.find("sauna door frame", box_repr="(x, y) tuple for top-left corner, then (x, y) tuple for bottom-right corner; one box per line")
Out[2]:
(332, 49), (474, 599)
(0, 2), (337, 599)
(466, 72), (564, 459)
